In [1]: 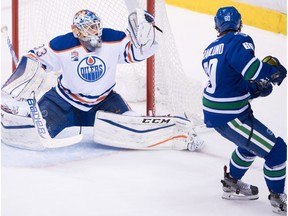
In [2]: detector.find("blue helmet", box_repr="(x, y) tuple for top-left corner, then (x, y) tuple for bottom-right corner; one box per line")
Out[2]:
(214, 6), (242, 34)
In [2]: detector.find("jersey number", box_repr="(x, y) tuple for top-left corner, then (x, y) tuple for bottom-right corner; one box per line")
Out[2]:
(203, 58), (218, 94)
(34, 44), (47, 57)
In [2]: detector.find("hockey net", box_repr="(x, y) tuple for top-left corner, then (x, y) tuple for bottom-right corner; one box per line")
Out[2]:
(13, 0), (204, 125)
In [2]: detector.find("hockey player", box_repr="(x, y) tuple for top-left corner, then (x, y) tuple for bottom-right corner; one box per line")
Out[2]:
(201, 6), (286, 214)
(1, 9), (204, 151)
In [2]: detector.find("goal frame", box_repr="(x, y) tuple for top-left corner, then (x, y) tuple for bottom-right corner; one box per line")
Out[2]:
(11, 0), (156, 116)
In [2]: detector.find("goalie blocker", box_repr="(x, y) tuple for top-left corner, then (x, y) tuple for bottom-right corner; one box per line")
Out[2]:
(2, 56), (46, 101)
(94, 111), (204, 151)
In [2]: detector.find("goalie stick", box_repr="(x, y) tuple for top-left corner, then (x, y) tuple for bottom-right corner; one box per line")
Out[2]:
(27, 93), (83, 148)
(1, 25), (18, 67)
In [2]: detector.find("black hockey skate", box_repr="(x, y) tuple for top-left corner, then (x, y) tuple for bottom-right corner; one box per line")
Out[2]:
(220, 165), (259, 200)
(269, 191), (287, 215)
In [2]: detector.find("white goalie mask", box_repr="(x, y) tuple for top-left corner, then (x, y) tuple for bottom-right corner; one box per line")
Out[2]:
(71, 9), (103, 49)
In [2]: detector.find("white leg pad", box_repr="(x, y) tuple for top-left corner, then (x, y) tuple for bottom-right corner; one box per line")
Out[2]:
(1, 110), (45, 151)
(93, 111), (194, 150)
(2, 99), (84, 151)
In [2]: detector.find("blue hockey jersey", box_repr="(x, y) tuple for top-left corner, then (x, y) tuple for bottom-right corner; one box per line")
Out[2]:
(201, 32), (278, 127)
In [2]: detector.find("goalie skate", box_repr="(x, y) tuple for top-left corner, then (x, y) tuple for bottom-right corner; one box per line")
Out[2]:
(221, 165), (259, 200)
(186, 130), (204, 151)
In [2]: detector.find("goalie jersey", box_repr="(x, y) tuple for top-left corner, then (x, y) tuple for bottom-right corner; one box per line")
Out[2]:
(28, 28), (158, 111)
(201, 32), (278, 127)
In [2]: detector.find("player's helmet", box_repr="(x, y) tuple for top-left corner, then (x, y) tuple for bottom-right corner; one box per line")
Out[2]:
(71, 9), (103, 48)
(214, 6), (242, 34)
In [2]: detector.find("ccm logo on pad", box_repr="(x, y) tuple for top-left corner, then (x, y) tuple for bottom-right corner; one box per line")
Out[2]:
(142, 118), (171, 124)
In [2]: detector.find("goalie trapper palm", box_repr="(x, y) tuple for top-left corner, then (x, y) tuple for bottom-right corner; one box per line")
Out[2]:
(221, 165), (259, 200)
(127, 8), (156, 51)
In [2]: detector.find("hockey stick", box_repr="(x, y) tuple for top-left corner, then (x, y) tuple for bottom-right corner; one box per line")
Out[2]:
(1, 25), (19, 67)
(27, 93), (83, 148)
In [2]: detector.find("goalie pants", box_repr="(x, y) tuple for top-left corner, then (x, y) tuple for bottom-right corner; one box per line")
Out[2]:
(38, 87), (130, 138)
(214, 111), (286, 193)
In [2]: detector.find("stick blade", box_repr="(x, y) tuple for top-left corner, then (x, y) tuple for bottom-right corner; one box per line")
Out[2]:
(41, 134), (84, 148)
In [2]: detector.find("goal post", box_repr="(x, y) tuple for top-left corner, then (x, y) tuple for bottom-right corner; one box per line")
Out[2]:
(10, 0), (204, 125)
(146, 0), (156, 116)
(12, 0), (19, 72)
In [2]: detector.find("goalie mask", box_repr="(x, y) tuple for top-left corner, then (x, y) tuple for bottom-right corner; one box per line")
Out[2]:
(71, 9), (103, 49)
(214, 6), (242, 35)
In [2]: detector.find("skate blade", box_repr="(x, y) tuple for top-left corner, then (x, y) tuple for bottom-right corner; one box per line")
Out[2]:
(272, 206), (286, 215)
(222, 192), (259, 200)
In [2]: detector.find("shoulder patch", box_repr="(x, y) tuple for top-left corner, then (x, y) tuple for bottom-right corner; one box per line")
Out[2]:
(49, 32), (81, 52)
(101, 28), (126, 43)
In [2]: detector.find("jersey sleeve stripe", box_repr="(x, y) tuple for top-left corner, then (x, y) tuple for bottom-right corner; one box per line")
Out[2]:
(124, 42), (143, 63)
(241, 57), (262, 80)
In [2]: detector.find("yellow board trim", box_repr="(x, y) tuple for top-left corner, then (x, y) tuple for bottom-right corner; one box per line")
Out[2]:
(166, 0), (287, 35)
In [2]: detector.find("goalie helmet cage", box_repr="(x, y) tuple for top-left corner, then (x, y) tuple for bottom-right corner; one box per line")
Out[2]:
(11, 0), (204, 125)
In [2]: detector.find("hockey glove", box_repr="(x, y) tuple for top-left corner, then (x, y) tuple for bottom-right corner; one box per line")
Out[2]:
(262, 56), (287, 86)
(249, 79), (273, 99)
(1, 56), (46, 101)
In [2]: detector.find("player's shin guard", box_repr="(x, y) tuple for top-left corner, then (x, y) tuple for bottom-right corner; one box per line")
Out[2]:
(229, 148), (256, 180)
(264, 137), (286, 194)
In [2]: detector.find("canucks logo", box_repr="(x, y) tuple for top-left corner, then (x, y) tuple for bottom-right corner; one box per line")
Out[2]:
(77, 56), (106, 82)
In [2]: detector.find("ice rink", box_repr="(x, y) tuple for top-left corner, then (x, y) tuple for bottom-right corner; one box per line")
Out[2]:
(1, 3), (287, 216)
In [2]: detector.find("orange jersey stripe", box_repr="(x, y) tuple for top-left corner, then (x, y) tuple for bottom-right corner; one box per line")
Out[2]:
(58, 80), (109, 104)
(68, 92), (108, 104)
(126, 42), (134, 63)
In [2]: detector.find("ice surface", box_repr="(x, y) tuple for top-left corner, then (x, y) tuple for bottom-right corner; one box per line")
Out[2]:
(1, 4), (286, 216)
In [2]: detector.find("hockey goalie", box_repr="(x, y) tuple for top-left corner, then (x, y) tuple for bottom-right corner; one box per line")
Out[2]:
(1, 8), (204, 151)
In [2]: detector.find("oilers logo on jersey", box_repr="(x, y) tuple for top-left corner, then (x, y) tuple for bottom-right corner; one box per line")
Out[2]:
(77, 56), (106, 82)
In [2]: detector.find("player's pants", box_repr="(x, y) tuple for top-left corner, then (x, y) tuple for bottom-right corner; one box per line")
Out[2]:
(38, 87), (130, 138)
(215, 111), (286, 193)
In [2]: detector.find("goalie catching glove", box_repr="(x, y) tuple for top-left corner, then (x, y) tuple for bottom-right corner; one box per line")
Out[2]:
(127, 8), (162, 51)
(1, 56), (46, 101)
